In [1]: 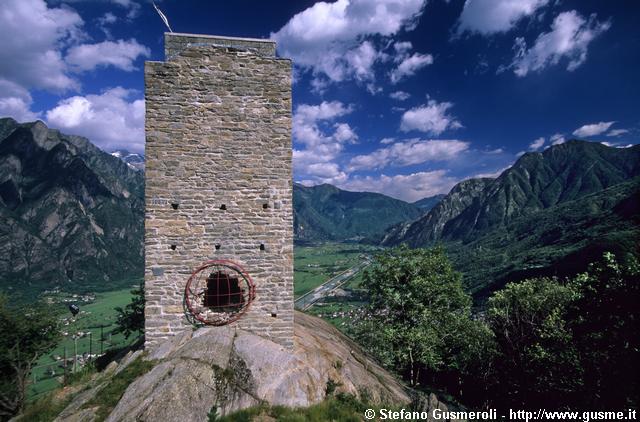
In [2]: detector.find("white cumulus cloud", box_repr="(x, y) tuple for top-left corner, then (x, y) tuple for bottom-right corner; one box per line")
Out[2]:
(66, 39), (150, 72)
(348, 138), (469, 171)
(390, 52), (433, 84)
(550, 133), (566, 145)
(293, 101), (354, 145)
(97, 12), (119, 38)
(110, 0), (141, 19)
(400, 100), (463, 135)
(457, 0), (549, 35)
(344, 41), (382, 82)
(271, 0), (426, 86)
(0, 0), (84, 93)
(572, 121), (615, 138)
(529, 136), (545, 150)
(45, 87), (144, 153)
(0, 79), (40, 122)
(389, 91), (411, 101)
(99, 12), (118, 25)
(292, 101), (357, 185)
(606, 129), (629, 137)
(510, 10), (610, 76)
(0, 0), (151, 123)
(339, 170), (459, 202)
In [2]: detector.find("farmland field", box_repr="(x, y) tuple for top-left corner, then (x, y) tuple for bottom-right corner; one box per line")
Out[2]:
(28, 287), (139, 399)
(293, 242), (378, 297)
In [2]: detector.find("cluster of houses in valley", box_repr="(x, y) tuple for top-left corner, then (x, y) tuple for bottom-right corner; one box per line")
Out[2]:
(314, 303), (367, 325)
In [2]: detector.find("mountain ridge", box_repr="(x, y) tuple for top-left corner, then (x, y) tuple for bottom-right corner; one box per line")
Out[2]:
(293, 182), (425, 243)
(412, 194), (446, 211)
(380, 140), (640, 295)
(0, 118), (144, 296)
(111, 149), (145, 171)
(383, 140), (640, 247)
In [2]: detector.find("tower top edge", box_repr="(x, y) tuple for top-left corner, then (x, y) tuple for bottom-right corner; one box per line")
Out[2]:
(165, 32), (275, 44)
(164, 32), (278, 59)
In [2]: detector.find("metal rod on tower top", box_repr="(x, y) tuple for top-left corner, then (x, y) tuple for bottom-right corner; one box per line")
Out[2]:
(152, 2), (173, 33)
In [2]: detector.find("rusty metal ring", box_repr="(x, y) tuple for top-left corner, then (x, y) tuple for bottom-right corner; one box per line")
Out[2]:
(184, 259), (255, 326)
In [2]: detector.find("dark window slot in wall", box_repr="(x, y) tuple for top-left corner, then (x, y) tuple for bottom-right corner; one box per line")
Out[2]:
(203, 272), (245, 311)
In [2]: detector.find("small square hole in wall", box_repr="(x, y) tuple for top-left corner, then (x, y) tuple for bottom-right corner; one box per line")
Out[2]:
(171, 202), (179, 210)
(220, 204), (227, 210)
(271, 312), (277, 318)
(170, 244), (177, 250)
(259, 243), (265, 251)
(262, 203), (269, 209)
(215, 244), (221, 250)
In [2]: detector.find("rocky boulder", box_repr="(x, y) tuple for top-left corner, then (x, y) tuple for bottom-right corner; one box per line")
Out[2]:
(107, 312), (410, 421)
(54, 311), (410, 421)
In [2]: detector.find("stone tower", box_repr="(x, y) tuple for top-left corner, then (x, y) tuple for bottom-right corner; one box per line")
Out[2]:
(144, 33), (293, 349)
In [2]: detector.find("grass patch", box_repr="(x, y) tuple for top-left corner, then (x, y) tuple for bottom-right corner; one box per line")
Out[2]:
(64, 363), (98, 385)
(83, 356), (155, 422)
(18, 364), (99, 421)
(28, 287), (138, 399)
(16, 393), (73, 422)
(211, 393), (395, 422)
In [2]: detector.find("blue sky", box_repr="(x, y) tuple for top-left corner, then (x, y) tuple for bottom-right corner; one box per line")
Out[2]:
(1, 0), (638, 201)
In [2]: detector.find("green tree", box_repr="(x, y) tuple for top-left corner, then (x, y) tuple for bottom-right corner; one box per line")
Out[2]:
(0, 295), (59, 418)
(113, 283), (145, 340)
(354, 246), (493, 392)
(569, 252), (640, 408)
(487, 277), (582, 408)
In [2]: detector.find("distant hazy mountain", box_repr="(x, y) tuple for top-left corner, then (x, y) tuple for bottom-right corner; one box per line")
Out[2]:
(382, 140), (640, 295)
(111, 149), (145, 171)
(412, 194), (445, 211)
(0, 118), (144, 297)
(293, 183), (423, 243)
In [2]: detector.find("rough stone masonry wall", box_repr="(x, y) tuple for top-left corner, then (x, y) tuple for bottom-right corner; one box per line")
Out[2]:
(144, 34), (294, 349)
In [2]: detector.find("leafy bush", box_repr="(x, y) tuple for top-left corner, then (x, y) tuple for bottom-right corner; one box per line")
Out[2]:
(353, 246), (494, 393)
(0, 296), (60, 418)
(485, 252), (639, 409)
(112, 283), (144, 340)
(356, 247), (639, 411)
(569, 252), (640, 408)
(487, 277), (582, 407)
